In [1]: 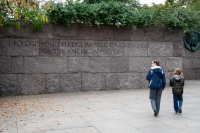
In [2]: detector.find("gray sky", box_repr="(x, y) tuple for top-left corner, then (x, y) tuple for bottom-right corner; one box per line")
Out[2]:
(42, 0), (166, 5)
(140, 0), (165, 5)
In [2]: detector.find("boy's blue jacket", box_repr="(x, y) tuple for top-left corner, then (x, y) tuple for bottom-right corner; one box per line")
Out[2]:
(146, 66), (166, 89)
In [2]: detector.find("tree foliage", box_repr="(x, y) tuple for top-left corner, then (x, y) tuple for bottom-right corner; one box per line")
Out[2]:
(0, 0), (49, 30)
(165, 0), (200, 11)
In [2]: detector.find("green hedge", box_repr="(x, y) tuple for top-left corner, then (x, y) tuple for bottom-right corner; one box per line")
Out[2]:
(1, 1), (200, 31)
(46, 1), (200, 31)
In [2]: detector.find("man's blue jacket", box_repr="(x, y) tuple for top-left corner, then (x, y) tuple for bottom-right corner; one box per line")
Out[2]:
(146, 66), (166, 89)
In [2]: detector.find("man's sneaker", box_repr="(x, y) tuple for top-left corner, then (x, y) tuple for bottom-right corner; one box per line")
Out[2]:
(178, 108), (182, 113)
(154, 110), (158, 117)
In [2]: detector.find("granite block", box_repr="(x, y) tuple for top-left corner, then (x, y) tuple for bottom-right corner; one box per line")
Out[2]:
(0, 56), (11, 74)
(46, 74), (60, 93)
(124, 41), (148, 56)
(148, 42), (173, 57)
(111, 57), (129, 72)
(0, 74), (18, 96)
(173, 42), (185, 57)
(113, 26), (131, 41)
(24, 57), (68, 73)
(68, 57), (89, 72)
(53, 23), (78, 39)
(131, 26), (164, 41)
(18, 74), (45, 95)
(166, 57), (182, 72)
(140, 73), (149, 89)
(182, 58), (193, 70)
(102, 73), (141, 90)
(0, 38), (1, 55)
(196, 71), (200, 79)
(2, 38), (39, 56)
(182, 70), (196, 80)
(12, 56), (24, 73)
(78, 24), (113, 40)
(184, 48), (199, 57)
(0, 22), (29, 38)
(90, 57), (110, 72)
(30, 23), (53, 39)
(129, 57), (154, 72)
(193, 59), (200, 70)
(82, 73), (103, 91)
(164, 28), (183, 42)
(0, 27), (9, 37)
(60, 74), (81, 92)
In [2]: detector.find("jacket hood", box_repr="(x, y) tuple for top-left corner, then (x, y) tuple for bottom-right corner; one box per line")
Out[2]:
(151, 66), (163, 76)
(151, 66), (162, 69)
(173, 75), (181, 80)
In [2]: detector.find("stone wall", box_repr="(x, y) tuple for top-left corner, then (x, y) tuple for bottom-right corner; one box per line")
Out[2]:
(0, 23), (199, 96)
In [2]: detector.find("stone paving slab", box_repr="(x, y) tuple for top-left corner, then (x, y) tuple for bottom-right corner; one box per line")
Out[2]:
(0, 80), (200, 133)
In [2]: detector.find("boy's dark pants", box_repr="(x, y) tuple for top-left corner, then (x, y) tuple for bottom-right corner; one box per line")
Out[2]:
(173, 94), (183, 112)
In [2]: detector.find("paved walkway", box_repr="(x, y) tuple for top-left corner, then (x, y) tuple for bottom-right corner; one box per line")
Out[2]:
(0, 80), (200, 133)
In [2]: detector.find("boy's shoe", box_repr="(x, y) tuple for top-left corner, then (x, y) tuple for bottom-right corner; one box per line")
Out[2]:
(154, 110), (158, 117)
(178, 108), (182, 113)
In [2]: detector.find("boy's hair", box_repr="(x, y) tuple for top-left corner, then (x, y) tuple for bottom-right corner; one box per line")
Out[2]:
(153, 60), (160, 66)
(174, 68), (182, 75)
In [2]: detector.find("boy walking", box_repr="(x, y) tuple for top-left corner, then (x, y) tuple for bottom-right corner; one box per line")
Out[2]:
(169, 68), (184, 114)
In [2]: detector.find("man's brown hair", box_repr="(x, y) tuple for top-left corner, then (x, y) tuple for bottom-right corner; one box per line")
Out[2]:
(153, 60), (160, 66)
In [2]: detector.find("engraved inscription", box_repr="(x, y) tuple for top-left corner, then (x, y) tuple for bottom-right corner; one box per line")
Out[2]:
(3, 39), (149, 56)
